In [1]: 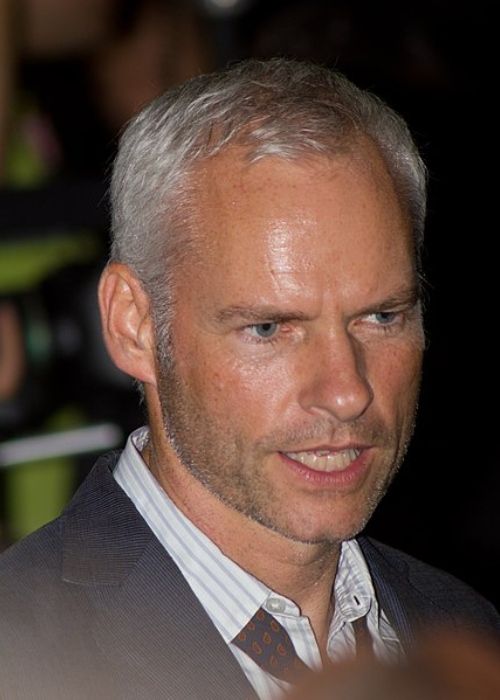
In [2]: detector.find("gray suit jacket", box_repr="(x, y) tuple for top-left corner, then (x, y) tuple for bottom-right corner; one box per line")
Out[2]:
(1, 451), (499, 699)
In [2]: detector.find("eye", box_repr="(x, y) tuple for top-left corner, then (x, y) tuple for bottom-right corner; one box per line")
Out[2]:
(370, 311), (399, 325)
(249, 322), (280, 339)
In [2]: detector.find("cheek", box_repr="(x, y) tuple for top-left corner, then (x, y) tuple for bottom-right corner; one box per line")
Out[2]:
(192, 353), (295, 430)
(370, 343), (423, 412)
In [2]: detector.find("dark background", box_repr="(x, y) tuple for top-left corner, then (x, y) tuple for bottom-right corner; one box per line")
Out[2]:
(1, 0), (498, 607)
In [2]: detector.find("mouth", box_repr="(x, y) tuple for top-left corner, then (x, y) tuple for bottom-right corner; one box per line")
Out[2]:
(282, 448), (362, 472)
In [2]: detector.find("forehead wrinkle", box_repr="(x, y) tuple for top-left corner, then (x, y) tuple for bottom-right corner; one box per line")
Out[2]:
(263, 225), (312, 299)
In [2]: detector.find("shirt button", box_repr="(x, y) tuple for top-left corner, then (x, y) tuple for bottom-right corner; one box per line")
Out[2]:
(266, 598), (286, 613)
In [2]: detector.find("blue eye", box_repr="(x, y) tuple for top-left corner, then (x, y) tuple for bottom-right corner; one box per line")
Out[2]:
(251, 322), (280, 338)
(373, 311), (398, 325)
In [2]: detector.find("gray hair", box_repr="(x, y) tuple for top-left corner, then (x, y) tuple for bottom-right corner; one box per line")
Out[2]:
(110, 58), (426, 342)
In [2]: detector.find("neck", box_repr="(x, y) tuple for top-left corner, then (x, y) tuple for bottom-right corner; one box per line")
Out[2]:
(228, 526), (340, 652)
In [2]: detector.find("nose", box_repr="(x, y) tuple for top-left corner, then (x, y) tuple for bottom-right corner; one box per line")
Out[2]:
(298, 330), (373, 423)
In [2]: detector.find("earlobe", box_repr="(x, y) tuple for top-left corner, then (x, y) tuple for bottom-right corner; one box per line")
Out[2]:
(98, 263), (157, 386)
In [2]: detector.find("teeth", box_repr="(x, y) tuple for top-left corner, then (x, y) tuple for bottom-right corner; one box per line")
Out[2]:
(284, 448), (361, 472)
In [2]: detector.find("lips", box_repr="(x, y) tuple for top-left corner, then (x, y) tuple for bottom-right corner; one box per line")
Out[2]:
(283, 448), (362, 472)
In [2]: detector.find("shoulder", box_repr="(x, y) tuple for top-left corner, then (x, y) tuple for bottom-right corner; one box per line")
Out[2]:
(0, 449), (123, 603)
(0, 451), (129, 694)
(0, 515), (63, 591)
(360, 536), (500, 635)
(0, 515), (74, 684)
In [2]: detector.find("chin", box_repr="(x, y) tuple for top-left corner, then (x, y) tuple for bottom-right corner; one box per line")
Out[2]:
(251, 508), (369, 546)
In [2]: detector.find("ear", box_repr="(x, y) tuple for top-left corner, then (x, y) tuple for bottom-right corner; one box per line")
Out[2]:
(98, 263), (157, 387)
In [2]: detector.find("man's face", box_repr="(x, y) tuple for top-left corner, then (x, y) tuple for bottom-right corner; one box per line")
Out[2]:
(154, 147), (424, 545)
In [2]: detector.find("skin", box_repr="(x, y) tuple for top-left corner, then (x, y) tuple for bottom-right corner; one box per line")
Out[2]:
(99, 145), (424, 651)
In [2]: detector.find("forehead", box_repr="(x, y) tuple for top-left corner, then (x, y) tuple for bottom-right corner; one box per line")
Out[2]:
(180, 145), (414, 306)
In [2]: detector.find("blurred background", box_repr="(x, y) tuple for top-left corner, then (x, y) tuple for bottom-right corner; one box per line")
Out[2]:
(1, 0), (498, 608)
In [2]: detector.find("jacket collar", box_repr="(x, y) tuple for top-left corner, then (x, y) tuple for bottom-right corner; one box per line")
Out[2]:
(359, 536), (455, 648)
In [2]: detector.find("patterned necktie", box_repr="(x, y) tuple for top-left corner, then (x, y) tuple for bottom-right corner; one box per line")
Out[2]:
(232, 608), (375, 683)
(232, 607), (309, 683)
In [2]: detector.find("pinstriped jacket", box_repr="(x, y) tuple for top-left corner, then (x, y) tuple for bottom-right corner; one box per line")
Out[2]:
(1, 450), (499, 699)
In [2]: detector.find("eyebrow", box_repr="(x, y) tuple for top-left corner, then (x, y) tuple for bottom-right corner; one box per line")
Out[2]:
(215, 305), (312, 324)
(352, 286), (422, 319)
(369, 285), (422, 310)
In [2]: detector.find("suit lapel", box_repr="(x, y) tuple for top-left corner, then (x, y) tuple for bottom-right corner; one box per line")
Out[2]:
(359, 536), (455, 648)
(61, 453), (258, 699)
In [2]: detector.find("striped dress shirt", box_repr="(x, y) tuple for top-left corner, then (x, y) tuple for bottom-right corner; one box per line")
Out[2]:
(114, 427), (401, 699)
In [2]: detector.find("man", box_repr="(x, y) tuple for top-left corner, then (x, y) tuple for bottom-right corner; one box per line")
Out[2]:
(0, 58), (498, 699)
